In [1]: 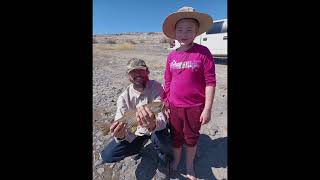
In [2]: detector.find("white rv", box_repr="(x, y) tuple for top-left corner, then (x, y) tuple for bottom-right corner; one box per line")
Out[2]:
(169, 19), (227, 57)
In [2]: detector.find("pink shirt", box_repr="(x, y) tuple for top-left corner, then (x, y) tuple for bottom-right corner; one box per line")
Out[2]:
(163, 43), (216, 107)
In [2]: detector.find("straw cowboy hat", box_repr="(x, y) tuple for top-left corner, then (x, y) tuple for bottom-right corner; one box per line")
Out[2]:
(162, 6), (213, 39)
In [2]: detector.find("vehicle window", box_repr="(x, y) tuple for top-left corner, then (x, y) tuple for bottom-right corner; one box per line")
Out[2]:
(207, 21), (224, 34)
(221, 21), (227, 33)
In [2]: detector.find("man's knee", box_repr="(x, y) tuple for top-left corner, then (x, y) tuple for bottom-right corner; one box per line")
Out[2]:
(100, 140), (127, 163)
(100, 148), (119, 163)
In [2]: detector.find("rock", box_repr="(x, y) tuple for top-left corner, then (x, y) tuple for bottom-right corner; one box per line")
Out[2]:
(110, 163), (115, 168)
(96, 140), (103, 146)
(212, 167), (228, 180)
(209, 129), (219, 136)
(94, 159), (102, 166)
(97, 167), (104, 175)
(96, 131), (103, 137)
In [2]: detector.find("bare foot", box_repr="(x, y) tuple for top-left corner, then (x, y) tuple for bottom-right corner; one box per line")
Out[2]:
(186, 167), (197, 180)
(186, 174), (197, 180)
(186, 175), (197, 180)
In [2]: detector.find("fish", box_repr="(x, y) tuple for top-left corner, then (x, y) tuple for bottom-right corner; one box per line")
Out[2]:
(102, 101), (164, 136)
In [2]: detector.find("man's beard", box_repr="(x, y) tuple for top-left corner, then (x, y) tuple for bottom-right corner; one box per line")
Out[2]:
(133, 83), (146, 89)
(132, 76), (148, 89)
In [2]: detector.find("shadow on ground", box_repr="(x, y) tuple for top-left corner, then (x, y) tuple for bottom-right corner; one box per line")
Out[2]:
(135, 135), (227, 180)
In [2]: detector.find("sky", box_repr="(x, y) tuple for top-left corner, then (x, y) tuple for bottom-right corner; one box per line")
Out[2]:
(93, 0), (227, 34)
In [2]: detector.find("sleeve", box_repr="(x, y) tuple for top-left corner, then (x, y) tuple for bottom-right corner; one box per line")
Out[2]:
(163, 55), (172, 106)
(150, 112), (167, 133)
(114, 95), (136, 143)
(203, 48), (216, 87)
(149, 81), (168, 133)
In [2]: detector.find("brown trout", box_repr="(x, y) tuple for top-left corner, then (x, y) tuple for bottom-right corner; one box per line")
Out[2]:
(102, 101), (164, 136)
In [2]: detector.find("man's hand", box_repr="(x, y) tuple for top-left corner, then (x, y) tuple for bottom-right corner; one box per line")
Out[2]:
(110, 121), (126, 139)
(200, 108), (211, 125)
(136, 106), (156, 131)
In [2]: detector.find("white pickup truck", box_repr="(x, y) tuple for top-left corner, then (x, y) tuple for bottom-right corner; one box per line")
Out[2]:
(169, 19), (227, 57)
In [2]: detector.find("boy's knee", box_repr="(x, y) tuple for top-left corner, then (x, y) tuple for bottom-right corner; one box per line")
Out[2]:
(172, 132), (184, 148)
(184, 135), (199, 147)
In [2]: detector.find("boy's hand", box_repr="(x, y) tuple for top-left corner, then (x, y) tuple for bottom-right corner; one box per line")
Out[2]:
(136, 106), (156, 131)
(200, 108), (211, 125)
(110, 121), (125, 139)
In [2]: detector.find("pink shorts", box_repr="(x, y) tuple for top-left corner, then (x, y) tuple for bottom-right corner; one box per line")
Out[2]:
(169, 104), (204, 148)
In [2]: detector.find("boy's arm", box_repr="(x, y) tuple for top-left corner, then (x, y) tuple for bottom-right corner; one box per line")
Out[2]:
(200, 85), (216, 125)
(204, 85), (216, 111)
(201, 49), (217, 124)
(163, 55), (172, 105)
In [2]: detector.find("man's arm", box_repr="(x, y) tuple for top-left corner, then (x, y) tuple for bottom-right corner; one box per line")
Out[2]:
(113, 96), (136, 143)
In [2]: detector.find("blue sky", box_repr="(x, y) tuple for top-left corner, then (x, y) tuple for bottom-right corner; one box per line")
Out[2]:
(93, 0), (227, 34)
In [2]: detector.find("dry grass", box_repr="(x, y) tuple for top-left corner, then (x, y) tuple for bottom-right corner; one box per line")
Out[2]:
(125, 39), (137, 44)
(95, 43), (134, 50)
(159, 37), (171, 43)
(105, 39), (117, 44)
(117, 43), (134, 50)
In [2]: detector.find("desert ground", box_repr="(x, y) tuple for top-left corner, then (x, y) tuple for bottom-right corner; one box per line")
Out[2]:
(93, 32), (227, 180)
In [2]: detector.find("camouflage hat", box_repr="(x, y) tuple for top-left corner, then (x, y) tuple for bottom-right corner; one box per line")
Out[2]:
(127, 58), (148, 73)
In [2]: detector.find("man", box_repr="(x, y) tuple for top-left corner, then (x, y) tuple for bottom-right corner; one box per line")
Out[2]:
(100, 58), (172, 179)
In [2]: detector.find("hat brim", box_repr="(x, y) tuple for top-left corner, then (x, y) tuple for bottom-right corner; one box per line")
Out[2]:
(127, 66), (147, 73)
(163, 11), (213, 39)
